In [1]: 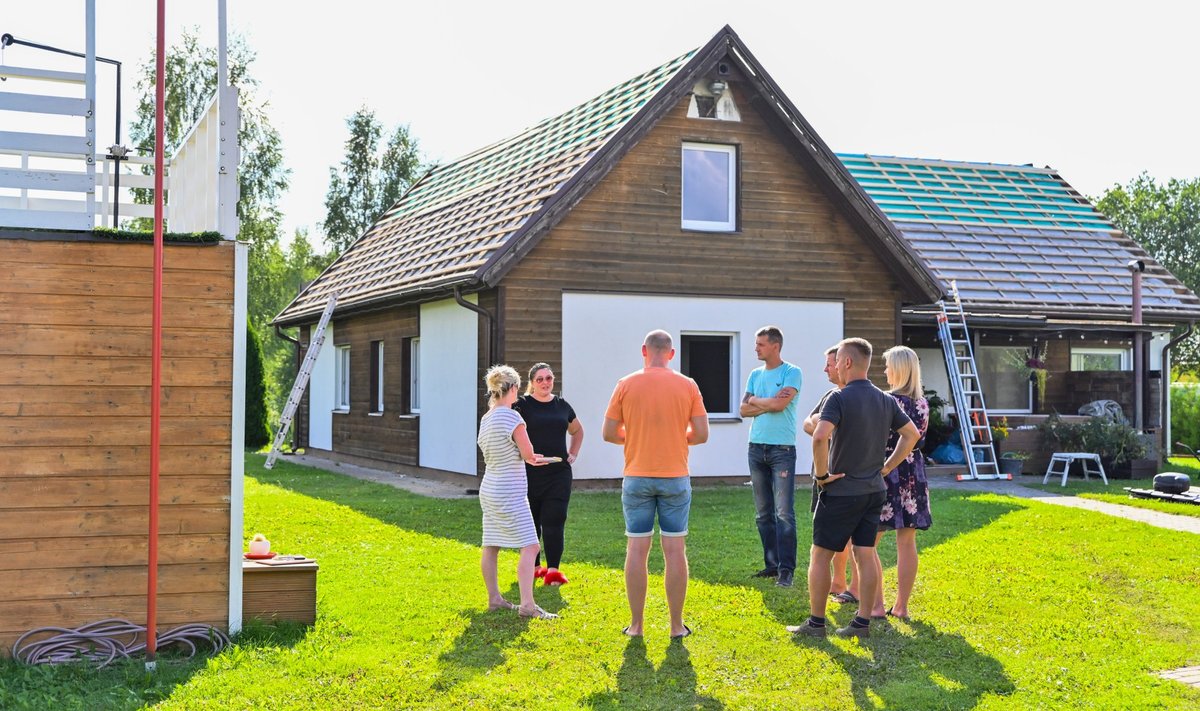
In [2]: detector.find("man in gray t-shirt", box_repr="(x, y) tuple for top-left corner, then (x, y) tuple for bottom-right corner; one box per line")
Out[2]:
(788, 337), (920, 640)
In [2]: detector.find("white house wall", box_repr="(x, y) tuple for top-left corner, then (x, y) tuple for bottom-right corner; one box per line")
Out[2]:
(562, 292), (843, 479)
(307, 323), (334, 450)
(419, 296), (480, 476)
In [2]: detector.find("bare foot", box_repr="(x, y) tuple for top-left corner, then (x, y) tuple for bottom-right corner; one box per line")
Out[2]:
(488, 598), (517, 611)
(623, 623), (643, 636)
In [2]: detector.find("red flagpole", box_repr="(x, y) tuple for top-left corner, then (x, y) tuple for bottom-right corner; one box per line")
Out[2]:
(147, 0), (166, 668)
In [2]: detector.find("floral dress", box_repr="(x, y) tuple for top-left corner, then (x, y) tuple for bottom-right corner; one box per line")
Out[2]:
(879, 394), (932, 531)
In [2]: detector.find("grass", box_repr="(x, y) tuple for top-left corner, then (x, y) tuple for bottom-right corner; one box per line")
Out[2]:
(1, 454), (1198, 709)
(1021, 457), (1200, 519)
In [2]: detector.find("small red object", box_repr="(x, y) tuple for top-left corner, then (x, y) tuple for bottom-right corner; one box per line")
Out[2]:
(534, 566), (548, 579)
(543, 569), (569, 586)
(244, 551), (277, 560)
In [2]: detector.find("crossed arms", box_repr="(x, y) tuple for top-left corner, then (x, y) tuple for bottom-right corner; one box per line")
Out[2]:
(739, 387), (798, 418)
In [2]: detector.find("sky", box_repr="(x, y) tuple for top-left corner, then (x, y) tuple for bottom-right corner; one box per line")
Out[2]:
(4, 0), (1198, 244)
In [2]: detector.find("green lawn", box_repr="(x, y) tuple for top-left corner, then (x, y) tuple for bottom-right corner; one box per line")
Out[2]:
(2, 455), (1199, 710)
(1021, 457), (1200, 519)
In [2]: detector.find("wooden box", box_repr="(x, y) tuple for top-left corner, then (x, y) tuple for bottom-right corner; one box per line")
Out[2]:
(243, 559), (318, 624)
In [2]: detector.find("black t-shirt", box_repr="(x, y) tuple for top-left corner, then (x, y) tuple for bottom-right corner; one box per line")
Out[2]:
(512, 394), (577, 473)
(819, 379), (911, 496)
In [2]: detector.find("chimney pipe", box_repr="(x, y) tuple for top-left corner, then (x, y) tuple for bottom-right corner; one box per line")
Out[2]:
(1128, 260), (1146, 430)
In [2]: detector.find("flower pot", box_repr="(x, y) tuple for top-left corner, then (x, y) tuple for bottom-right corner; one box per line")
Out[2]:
(1110, 458), (1158, 480)
(998, 458), (1024, 477)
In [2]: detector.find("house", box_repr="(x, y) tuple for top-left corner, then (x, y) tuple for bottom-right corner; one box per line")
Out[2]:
(0, 5), (245, 654)
(840, 154), (1200, 455)
(273, 26), (1199, 482)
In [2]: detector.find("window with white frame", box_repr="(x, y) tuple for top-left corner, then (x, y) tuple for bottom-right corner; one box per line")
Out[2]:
(679, 332), (737, 417)
(976, 346), (1031, 413)
(1070, 348), (1131, 371)
(334, 345), (351, 411)
(369, 340), (385, 413)
(681, 142), (737, 232)
(409, 337), (421, 414)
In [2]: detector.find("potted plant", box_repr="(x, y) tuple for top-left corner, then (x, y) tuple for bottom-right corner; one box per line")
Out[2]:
(998, 450), (1028, 477)
(1076, 417), (1150, 480)
(990, 416), (1010, 455)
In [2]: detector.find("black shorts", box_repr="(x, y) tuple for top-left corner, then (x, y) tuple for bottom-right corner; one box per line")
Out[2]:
(812, 490), (887, 552)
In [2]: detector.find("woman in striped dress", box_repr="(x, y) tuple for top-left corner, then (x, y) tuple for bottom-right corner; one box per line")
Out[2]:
(477, 365), (557, 619)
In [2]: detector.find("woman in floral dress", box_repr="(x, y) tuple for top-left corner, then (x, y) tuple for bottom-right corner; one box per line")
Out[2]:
(869, 345), (930, 620)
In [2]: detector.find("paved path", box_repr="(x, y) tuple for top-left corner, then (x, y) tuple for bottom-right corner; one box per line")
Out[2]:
(266, 453), (473, 499)
(929, 477), (1200, 534)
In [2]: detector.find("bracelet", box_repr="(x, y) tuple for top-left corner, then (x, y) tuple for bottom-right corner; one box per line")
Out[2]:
(815, 473), (830, 481)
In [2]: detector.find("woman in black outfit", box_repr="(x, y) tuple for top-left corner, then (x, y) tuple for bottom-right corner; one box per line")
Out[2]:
(512, 362), (583, 586)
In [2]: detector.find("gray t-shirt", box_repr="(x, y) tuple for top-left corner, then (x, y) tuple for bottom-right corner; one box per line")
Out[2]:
(819, 379), (912, 496)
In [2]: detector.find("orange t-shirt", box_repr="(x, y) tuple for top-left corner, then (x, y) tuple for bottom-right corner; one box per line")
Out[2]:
(604, 367), (707, 477)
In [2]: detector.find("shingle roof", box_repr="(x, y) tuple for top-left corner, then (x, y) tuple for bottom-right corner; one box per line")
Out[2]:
(840, 154), (1200, 321)
(275, 50), (695, 324)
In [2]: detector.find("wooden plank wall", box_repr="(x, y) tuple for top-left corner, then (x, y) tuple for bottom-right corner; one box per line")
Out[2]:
(502, 88), (910, 392)
(325, 306), (420, 465)
(0, 238), (235, 654)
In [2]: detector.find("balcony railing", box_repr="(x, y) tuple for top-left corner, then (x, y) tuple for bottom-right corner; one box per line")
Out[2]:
(0, 0), (238, 237)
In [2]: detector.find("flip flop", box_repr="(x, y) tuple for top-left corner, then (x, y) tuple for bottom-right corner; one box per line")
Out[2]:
(887, 608), (911, 621)
(518, 605), (559, 620)
(622, 626), (642, 637)
(487, 599), (518, 612)
(832, 591), (859, 605)
(670, 625), (693, 640)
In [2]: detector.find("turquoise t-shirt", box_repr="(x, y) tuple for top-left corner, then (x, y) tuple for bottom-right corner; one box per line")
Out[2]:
(745, 361), (803, 445)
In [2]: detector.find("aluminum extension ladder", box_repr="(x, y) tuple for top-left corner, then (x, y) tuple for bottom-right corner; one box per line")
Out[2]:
(936, 284), (1006, 481)
(265, 294), (337, 469)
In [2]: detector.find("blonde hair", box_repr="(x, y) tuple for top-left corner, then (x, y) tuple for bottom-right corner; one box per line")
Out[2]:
(525, 362), (552, 395)
(484, 364), (521, 406)
(883, 345), (923, 400)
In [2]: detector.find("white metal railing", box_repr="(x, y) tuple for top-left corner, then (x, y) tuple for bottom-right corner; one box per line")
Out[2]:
(0, 0), (238, 237)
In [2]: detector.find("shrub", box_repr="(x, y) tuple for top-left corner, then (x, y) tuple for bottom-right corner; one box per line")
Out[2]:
(1038, 413), (1147, 464)
(245, 323), (271, 449)
(1171, 383), (1200, 453)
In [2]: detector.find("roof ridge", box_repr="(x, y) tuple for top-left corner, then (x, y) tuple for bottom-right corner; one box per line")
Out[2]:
(839, 152), (1057, 174)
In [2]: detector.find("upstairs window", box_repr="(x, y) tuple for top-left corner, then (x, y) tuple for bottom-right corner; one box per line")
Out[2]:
(681, 143), (737, 232)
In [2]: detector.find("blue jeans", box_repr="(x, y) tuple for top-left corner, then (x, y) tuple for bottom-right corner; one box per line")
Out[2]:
(748, 443), (797, 572)
(622, 476), (691, 537)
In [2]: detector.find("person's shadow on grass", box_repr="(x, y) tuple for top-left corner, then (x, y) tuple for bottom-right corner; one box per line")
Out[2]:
(584, 637), (723, 711)
(790, 617), (1015, 709)
(429, 581), (566, 694)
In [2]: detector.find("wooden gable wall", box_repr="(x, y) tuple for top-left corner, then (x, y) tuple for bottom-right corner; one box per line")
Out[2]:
(0, 237), (236, 654)
(500, 83), (908, 387)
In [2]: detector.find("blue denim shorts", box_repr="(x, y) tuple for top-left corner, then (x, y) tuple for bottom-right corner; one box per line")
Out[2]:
(622, 476), (691, 537)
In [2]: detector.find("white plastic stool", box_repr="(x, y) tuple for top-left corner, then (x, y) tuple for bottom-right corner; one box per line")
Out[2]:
(1043, 453), (1108, 487)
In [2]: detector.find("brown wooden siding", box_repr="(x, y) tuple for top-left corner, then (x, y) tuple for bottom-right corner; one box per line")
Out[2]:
(502, 88), (907, 388)
(324, 306), (420, 465)
(0, 238), (235, 653)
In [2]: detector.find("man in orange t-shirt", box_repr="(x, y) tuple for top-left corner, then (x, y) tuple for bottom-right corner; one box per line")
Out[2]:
(603, 329), (709, 639)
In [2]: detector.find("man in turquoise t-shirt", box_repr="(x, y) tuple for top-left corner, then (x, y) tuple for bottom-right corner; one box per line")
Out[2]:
(739, 326), (803, 586)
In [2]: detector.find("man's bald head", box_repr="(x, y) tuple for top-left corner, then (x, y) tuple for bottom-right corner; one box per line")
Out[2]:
(644, 329), (673, 354)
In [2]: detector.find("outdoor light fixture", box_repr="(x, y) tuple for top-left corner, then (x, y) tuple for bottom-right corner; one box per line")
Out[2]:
(709, 79), (727, 96)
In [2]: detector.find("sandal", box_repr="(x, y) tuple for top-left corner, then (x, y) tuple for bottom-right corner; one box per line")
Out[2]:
(832, 591), (859, 605)
(519, 604), (559, 620)
(670, 625), (693, 640)
(887, 608), (911, 621)
(622, 626), (642, 637)
(487, 599), (518, 612)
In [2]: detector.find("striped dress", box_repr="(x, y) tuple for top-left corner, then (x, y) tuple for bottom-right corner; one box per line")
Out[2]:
(477, 406), (538, 548)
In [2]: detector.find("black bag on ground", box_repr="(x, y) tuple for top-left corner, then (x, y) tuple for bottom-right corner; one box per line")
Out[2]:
(1153, 473), (1191, 495)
